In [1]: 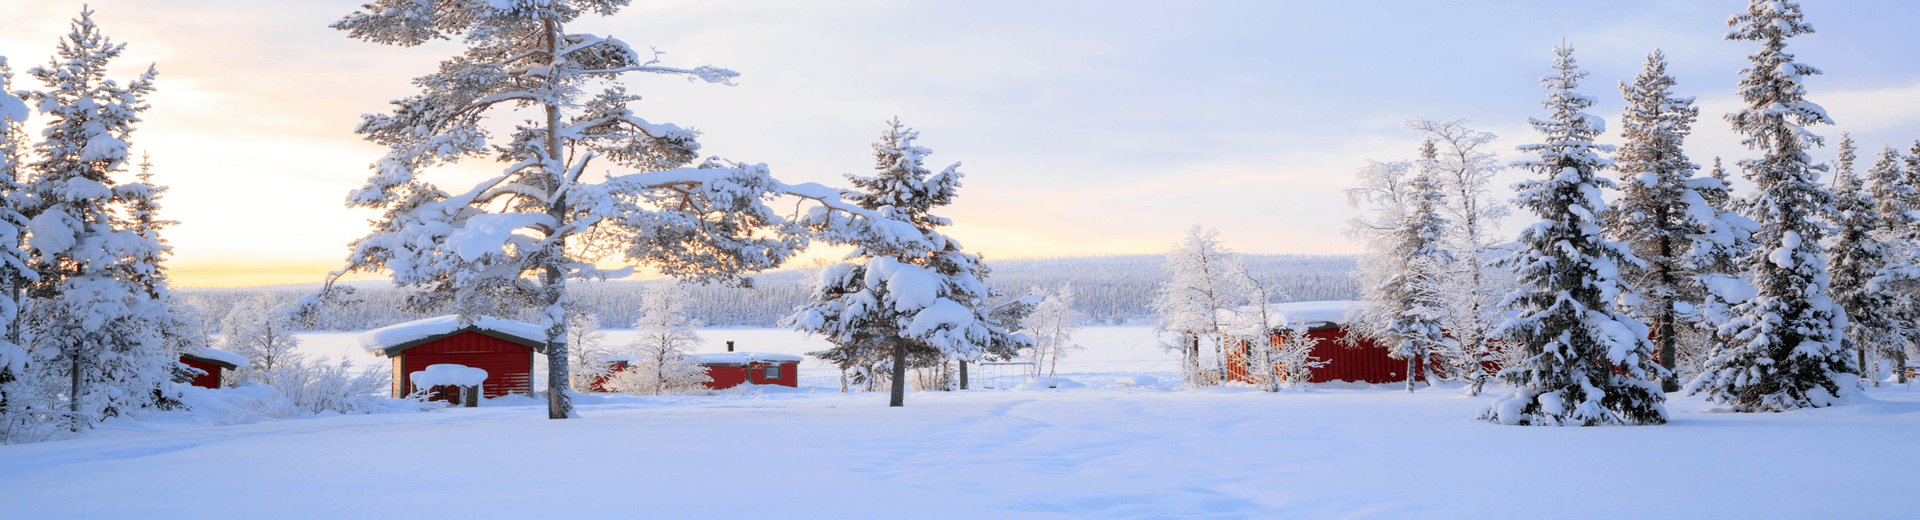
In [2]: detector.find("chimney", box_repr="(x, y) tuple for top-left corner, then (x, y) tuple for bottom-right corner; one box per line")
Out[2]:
(726, 341), (734, 352)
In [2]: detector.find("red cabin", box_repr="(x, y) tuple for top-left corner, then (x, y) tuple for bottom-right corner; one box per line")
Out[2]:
(360, 316), (546, 401)
(1224, 301), (1475, 385)
(178, 348), (249, 389)
(689, 352), (800, 389)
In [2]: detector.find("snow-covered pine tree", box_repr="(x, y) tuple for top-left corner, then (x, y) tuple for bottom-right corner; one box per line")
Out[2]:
(0, 57), (52, 443)
(120, 153), (206, 386)
(1022, 284), (1085, 378)
(1481, 44), (1667, 427)
(787, 120), (1024, 407)
(1858, 146), (1919, 383)
(1687, 1), (1858, 411)
(1826, 143), (1912, 387)
(615, 283), (710, 395)
(1152, 225), (1253, 386)
(1606, 50), (1709, 393)
(1374, 140), (1454, 394)
(325, 1), (922, 418)
(19, 9), (178, 420)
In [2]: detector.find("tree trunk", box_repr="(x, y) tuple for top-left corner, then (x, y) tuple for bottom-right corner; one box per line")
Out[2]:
(70, 350), (82, 413)
(540, 15), (575, 420)
(1406, 355), (1416, 393)
(889, 338), (908, 407)
(958, 360), (968, 390)
(840, 368), (849, 393)
(1896, 347), (1909, 384)
(1656, 233), (1679, 393)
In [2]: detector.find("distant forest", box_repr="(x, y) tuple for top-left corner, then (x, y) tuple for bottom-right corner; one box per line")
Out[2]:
(179, 254), (1361, 332)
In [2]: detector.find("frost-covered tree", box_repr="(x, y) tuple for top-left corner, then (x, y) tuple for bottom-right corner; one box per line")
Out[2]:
(1153, 225), (1253, 386)
(1405, 119), (1510, 380)
(19, 10), (178, 420)
(222, 301), (303, 386)
(1606, 50), (1717, 393)
(618, 282), (709, 395)
(787, 120), (1024, 407)
(1481, 44), (1667, 427)
(562, 310), (613, 391)
(0, 57), (52, 443)
(1362, 140), (1454, 394)
(1022, 284), (1085, 377)
(1687, 1), (1857, 411)
(323, 1), (917, 418)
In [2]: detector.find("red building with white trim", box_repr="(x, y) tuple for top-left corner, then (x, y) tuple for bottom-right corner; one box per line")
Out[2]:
(360, 316), (546, 400)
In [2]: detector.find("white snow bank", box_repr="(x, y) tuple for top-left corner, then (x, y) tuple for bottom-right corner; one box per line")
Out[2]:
(185, 347), (251, 368)
(1015, 376), (1085, 390)
(411, 364), (489, 388)
(1114, 375), (1159, 387)
(689, 352), (804, 366)
(358, 315), (544, 355)
(1274, 300), (1361, 327)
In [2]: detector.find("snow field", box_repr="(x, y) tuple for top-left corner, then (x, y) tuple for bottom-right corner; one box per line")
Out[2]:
(5, 384), (1918, 518)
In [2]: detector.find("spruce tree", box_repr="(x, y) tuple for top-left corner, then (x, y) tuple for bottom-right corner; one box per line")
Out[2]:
(1480, 44), (1666, 426)
(1372, 140), (1452, 394)
(1687, 0), (1856, 411)
(0, 57), (46, 442)
(1828, 144), (1914, 386)
(20, 9), (178, 419)
(1607, 50), (1708, 392)
(1862, 146), (1919, 383)
(787, 120), (1025, 407)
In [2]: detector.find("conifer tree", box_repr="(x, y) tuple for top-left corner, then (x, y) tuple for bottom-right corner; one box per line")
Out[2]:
(19, 9), (178, 419)
(0, 57), (47, 441)
(1687, 0), (1856, 411)
(787, 120), (1025, 407)
(1369, 140), (1453, 394)
(1607, 50), (1709, 392)
(1827, 144), (1913, 386)
(1481, 44), (1666, 426)
(324, 1), (924, 418)
(1862, 146), (1919, 382)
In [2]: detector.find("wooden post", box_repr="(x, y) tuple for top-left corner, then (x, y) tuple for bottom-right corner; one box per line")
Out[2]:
(958, 360), (969, 390)
(464, 385), (479, 407)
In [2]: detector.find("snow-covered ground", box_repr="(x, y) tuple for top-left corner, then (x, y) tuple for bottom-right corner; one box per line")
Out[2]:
(5, 326), (1919, 519)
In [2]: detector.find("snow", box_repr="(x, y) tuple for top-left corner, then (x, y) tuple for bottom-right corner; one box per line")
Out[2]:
(1273, 300), (1361, 327)
(410, 364), (488, 388)
(5, 325), (1920, 517)
(357, 315), (545, 355)
(0, 90), (26, 124)
(687, 352), (804, 366)
(446, 213), (551, 262)
(186, 347), (251, 368)
(1113, 375), (1158, 386)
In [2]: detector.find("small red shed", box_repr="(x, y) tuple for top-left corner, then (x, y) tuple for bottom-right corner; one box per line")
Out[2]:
(178, 348), (249, 389)
(360, 315), (546, 401)
(689, 352), (801, 389)
(1225, 301), (1452, 385)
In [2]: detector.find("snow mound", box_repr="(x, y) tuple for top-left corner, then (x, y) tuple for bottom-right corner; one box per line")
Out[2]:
(411, 364), (488, 388)
(1016, 376), (1085, 390)
(1114, 375), (1159, 387)
(185, 347), (251, 368)
(689, 352), (804, 366)
(358, 315), (544, 355)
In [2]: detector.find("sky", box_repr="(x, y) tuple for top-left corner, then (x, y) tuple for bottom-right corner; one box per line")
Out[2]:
(3, 0), (1919, 287)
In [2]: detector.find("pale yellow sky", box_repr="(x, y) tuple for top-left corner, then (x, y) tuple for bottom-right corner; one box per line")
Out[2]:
(6, 1), (1919, 288)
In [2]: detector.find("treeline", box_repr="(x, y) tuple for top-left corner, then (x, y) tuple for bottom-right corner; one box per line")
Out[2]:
(179, 254), (1361, 331)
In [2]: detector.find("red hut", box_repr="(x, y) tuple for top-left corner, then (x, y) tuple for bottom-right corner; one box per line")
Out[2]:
(178, 348), (249, 389)
(1225, 301), (1462, 385)
(689, 352), (801, 389)
(360, 316), (546, 401)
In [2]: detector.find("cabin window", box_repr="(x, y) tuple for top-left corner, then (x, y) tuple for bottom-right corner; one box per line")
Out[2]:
(764, 365), (780, 379)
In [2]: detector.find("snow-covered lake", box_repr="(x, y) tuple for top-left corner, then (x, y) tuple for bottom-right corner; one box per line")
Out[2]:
(5, 326), (1919, 518)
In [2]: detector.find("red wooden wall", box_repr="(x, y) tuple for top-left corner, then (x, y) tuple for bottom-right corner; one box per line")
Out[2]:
(180, 357), (222, 389)
(701, 362), (797, 389)
(393, 331), (536, 399)
(1227, 327), (1450, 385)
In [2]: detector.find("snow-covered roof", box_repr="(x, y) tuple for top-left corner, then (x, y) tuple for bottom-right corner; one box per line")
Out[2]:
(688, 352), (804, 366)
(411, 364), (489, 388)
(358, 315), (546, 357)
(1273, 300), (1362, 328)
(182, 347), (251, 369)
